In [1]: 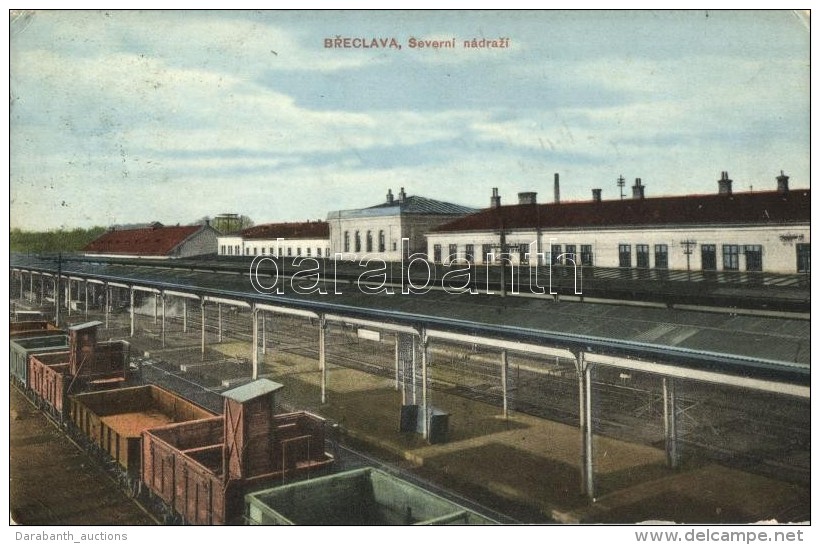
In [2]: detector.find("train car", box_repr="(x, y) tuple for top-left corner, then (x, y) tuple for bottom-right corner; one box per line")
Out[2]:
(27, 321), (130, 419)
(245, 467), (498, 525)
(9, 334), (69, 389)
(70, 384), (217, 494)
(27, 351), (71, 417)
(11, 310), (46, 323)
(10, 320), (64, 340)
(142, 379), (334, 525)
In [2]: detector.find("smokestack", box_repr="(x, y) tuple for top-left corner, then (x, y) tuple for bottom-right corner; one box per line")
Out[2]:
(518, 192), (537, 205)
(718, 171), (733, 196)
(776, 171), (789, 195)
(554, 173), (560, 204)
(490, 187), (501, 208)
(592, 188), (602, 203)
(632, 178), (645, 199)
(398, 187), (406, 203)
(386, 188), (394, 204)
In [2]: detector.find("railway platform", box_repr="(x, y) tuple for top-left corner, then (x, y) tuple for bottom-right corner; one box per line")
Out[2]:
(205, 340), (810, 524)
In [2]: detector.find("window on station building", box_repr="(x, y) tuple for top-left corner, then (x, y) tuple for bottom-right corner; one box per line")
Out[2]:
(355, 231), (361, 252)
(580, 245), (593, 266)
(235, 245), (240, 255)
(245, 247), (250, 256)
(796, 243), (810, 273)
(378, 231), (385, 252)
(297, 247), (302, 256)
(326, 247), (330, 257)
(227, 246), (232, 255)
(278, 248), (283, 257)
(654, 244), (669, 269)
(220, 245), (226, 255)
(448, 244), (458, 263)
(366, 231), (373, 252)
(433, 244), (442, 263)
(392, 242), (397, 252)
(317, 248), (322, 257)
(618, 244), (631, 268)
(636, 244), (649, 268)
(564, 244), (577, 264)
(254, 247), (258, 255)
(518, 244), (529, 265)
(344, 231), (350, 252)
(465, 244), (475, 264)
(261, 247), (265, 255)
(701, 244), (716, 270)
(744, 245), (762, 272)
(269, 247), (274, 255)
(722, 244), (739, 271)
(306, 247), (311, 257)
(287, 248), (292, 257)
(482, 243), (493, 263)
(551, 244), (562, 264)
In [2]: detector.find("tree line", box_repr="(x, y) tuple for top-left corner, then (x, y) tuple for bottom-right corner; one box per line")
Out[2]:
(10, 226), (108, 254)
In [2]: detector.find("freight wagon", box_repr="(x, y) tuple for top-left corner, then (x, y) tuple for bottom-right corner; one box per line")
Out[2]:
(70, 384), (217, 494)
(9, 334), (69, 389)
(245, 467), (498, 525)
(27, 321), (130, 419)
(142, 379), (334, 524)
(10, 320), (63, 340)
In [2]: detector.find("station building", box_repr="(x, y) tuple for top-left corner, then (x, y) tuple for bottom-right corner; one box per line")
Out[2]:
(426, 172), (810, 274)
(217, 220), (330, 259)
(84, 222), (219, 259)
(327, 187), (475, 261)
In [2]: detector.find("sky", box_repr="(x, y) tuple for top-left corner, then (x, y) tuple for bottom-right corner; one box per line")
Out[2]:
(8, 10), (811, 231)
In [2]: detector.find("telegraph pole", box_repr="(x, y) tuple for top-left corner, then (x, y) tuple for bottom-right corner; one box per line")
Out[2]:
(492, 220), (509, 298)
(55, 252), (62, 327)
(681, 240), (697, 280)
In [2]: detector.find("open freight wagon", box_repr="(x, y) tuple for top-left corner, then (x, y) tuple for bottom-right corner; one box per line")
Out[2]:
(27, 321), (130, 418)
(142, 379), (334, 524)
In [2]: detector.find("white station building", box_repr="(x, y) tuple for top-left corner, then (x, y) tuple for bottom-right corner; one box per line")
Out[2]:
(426, 172), (810, 275)
(327, 187), (475, 261)
(217, 221), (330, 259)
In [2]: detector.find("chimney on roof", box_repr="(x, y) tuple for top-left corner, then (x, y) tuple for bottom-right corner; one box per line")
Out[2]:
(490, 188), (501, 209)
(386, 188), (394, 204)
(592, 188), (602, 203)
(518, 192), (537, 205)
(776, 171), (789, 195)
(718, 171), (733, 196)
(554, 173), (560, 204)
(398, 187), (406, 203)
(632, 178), (645, 200)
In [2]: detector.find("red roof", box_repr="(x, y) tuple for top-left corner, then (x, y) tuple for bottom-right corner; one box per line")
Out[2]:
(84, 225), (203, 256)
(240, 221), (329, 240)
(432, 190), (811, 233)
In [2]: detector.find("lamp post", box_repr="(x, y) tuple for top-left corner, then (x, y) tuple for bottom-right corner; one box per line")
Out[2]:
(680, 240), (697, 280)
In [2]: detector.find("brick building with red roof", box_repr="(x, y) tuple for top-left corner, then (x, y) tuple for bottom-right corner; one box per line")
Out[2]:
(84, 222), (219, 259)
